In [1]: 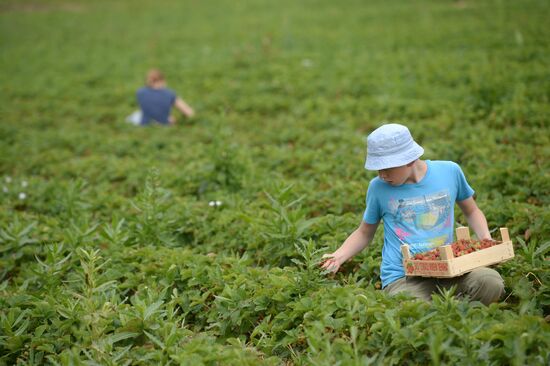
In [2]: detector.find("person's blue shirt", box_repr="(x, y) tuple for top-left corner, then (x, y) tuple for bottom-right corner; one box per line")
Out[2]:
(136, 87), (177, 125)
(363, 160), (475, 288)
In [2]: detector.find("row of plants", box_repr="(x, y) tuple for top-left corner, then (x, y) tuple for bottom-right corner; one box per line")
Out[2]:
(1, 174), (549, 364)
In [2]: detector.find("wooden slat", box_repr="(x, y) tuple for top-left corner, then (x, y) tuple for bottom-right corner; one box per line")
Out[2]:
(401, 244), (411, 260)
(449, 242), (514, 274)
(500, 227), (510, 242)
(456, 226), (470, 241)
(438, 245), (454, 260)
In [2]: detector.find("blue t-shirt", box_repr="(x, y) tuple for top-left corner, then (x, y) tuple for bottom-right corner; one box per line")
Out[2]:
(362, 160), (475, 288)
(136, 87), (177, 125)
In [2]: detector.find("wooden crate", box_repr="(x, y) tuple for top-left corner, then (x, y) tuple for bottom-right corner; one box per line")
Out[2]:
(401, 227), (515, 278)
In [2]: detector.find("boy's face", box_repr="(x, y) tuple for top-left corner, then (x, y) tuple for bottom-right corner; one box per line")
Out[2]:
(377, 164), (413, 186)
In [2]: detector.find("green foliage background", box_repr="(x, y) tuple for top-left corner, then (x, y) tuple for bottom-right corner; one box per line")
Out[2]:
(1, 0), (549, 364)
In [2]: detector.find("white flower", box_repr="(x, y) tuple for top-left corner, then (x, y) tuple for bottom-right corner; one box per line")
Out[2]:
(5, 176), (11, 183)
(215, 201), (223, 206)
(21, 181), (28, 188)
(18, 192), (26, 200)
(209, 201), (216, 207)
(301, 59), (313, 68)
(2, 186), (7, 193)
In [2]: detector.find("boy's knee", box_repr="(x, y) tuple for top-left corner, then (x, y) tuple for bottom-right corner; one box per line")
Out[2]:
(464, 267), (505, 305)
(384, 277), (434, 302)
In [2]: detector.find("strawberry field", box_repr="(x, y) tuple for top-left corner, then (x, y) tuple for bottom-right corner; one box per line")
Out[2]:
(1, 0), (549, 364)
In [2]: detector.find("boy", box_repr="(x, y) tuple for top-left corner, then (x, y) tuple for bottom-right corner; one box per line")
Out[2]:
(322, 123), (504, 305)
(127, 69), (195, 126)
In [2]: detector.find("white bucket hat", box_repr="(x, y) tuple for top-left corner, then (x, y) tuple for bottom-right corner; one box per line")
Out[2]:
(364, 123), (424, 170)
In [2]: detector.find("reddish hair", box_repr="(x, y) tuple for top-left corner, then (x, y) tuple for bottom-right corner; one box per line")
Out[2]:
(146, 69), (165, 87)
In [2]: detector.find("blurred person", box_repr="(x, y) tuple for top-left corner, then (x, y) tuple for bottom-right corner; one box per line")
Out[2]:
(321, 123), (505, 305)
(127, 69), (195, 126)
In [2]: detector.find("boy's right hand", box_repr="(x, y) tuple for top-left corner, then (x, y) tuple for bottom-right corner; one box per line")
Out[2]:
(320, 254), (342, 273)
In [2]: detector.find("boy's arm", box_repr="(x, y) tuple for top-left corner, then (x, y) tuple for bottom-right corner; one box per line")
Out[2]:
(174, 97), (195, 118)
(457, 197), (491, 240)
(321, 221), (379, 272)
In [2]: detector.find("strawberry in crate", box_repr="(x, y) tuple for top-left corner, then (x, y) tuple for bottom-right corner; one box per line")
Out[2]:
(411, 248), (440, 261)
(411, 238), (499, 261)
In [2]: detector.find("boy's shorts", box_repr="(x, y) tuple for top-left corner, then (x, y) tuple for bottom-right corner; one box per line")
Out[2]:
(384, 267), (504, 305)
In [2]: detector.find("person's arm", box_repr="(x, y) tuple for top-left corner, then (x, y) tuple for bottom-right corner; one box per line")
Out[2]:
(457, 197), (491, 240)
(321, 221), (379, 272)
(174, 97), (195, 118)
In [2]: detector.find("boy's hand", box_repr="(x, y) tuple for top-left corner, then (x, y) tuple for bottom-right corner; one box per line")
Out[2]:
(320, 254), (342, 273)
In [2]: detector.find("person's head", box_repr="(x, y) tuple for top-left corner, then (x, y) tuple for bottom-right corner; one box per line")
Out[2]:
(364, 123), (424, 185)
(146, 68), (166, 88)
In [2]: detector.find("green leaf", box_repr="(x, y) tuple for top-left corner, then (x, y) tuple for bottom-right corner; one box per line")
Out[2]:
(143, 300), (164, 320)
(144, 330), (165, 349)
(106, 332), (140, 345)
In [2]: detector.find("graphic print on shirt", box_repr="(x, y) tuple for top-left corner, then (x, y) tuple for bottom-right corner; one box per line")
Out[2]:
(389, 190), (452, 253)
